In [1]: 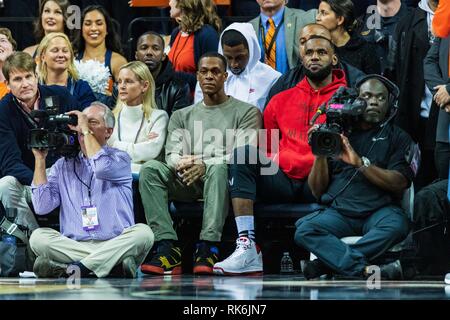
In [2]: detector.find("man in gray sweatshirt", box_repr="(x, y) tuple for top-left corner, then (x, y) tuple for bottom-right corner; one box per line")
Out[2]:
(139, 52), (262, 276)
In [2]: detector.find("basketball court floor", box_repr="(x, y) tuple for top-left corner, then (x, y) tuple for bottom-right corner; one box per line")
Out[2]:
(1, 275), (449, 300)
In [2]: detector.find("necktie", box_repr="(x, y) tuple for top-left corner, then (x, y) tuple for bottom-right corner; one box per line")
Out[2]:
(265, 18), (276, 69)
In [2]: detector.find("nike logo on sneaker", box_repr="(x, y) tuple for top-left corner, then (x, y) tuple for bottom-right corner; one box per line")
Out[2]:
(244, 256), (257, 266)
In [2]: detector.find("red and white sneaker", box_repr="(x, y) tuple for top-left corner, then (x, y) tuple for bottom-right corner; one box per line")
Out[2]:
(213, 237), (263, 275)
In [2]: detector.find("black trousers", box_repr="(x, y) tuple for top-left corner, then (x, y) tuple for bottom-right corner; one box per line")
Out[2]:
(228, 146), (315, 204)
(435, 142), (450, 180)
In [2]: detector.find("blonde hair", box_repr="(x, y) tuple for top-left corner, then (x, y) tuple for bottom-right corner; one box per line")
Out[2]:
(113, 61), (157, 120)
(37, 32), (79, 84)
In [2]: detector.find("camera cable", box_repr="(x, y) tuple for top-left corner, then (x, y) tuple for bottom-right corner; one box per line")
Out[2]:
(325, 121), (392, 205)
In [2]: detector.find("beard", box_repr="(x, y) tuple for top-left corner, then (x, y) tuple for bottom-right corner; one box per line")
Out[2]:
(230, 67), (245, 75)
(304, 63), (333, 83)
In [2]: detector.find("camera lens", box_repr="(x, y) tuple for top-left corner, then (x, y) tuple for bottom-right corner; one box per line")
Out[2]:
(318, 133), (338, 150)
(29, 129), (51, 149)
(312, 131), (342, 157)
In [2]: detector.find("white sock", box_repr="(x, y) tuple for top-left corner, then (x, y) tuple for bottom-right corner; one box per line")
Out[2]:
(235, 215), (255, 241)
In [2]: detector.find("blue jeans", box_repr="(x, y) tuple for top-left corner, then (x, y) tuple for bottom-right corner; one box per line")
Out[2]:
(294, 205), (409, 276)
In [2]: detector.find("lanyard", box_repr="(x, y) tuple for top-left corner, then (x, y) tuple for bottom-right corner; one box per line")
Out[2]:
(259, 16), (284, 60)
(117, 110), (145, 144)
(73, 159), (94, 206)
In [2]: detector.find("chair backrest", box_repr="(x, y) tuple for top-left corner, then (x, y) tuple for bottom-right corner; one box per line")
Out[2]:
(401, 182), (415, 221)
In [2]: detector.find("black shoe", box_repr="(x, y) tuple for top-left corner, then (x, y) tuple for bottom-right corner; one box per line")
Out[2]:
(193, 241), (219, 275)
(379, 260), (403, 280)
(141, 240), (182, 275)
(33, 256), (69, 278)
(303, 259), (333, 280)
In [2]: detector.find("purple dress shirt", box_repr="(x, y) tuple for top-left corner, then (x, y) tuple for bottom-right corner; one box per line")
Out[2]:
(31, 146), (134, 241)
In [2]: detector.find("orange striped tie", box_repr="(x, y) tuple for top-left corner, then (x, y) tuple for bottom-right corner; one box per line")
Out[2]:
(265, 18), (276, 69)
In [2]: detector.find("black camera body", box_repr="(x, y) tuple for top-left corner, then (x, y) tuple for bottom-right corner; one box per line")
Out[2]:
(28, 96), (80, 158)
(310, 87), (367, 157)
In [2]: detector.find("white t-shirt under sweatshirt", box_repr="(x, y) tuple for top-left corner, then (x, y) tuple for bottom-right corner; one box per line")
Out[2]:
(108, 104), (169, 174)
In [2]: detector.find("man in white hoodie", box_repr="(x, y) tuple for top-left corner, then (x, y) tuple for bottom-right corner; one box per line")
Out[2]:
(194, 23), (281, 112)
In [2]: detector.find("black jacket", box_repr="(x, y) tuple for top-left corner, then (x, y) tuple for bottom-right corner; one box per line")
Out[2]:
(0, 85), (80, 186)
(357, 3), (414, 75)
(336, 35), (381, 75)
(154, 59), (191, 116)
(393, 7), (437, 146)
(265, 61), (365, 107)
(424, 36), (450, 144)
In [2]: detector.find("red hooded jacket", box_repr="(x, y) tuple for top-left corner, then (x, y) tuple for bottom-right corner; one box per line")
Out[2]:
(263, 69), (347, 180)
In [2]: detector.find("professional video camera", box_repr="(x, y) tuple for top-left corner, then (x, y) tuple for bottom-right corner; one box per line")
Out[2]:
(28, 96), (80, 158)
(309, 86), (367, 157)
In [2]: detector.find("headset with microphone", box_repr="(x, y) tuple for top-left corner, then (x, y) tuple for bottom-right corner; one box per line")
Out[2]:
(354, 74), (400, 127)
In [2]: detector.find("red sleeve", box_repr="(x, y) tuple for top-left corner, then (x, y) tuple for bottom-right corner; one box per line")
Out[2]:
(432, 1), (450, 38)
(262, 99), (279, 155)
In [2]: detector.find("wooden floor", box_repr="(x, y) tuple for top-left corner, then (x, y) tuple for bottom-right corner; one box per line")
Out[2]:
(1, 274), (449, 300)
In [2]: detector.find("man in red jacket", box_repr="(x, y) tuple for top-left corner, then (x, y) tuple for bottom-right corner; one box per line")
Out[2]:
(213, 35), (347, 276)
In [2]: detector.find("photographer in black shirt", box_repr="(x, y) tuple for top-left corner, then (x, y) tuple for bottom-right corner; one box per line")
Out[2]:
(295, 74), (416, 280)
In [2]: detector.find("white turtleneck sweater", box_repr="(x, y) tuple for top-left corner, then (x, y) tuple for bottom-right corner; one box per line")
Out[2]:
(108, 104), (169, 174)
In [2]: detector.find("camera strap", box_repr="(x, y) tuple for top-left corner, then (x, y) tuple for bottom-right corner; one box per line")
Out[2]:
(12, 97), (40, 129)
(327, 124), (391, 204)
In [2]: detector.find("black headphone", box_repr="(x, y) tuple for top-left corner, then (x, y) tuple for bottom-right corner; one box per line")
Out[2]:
(354, 74), (400, 126)
(355, 74), (400, 109)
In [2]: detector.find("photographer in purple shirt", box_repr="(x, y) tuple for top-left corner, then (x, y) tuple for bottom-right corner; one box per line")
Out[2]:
(29, 101), (154, 279)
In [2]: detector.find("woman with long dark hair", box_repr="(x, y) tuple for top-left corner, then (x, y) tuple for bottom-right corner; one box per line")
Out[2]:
(23, 0), (71, 59)
(316, 0), (381, 74)
(74, 5), (127, 108)
(167, 0), (221, 90)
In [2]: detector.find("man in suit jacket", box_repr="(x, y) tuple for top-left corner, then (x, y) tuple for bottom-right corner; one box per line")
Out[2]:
(424, 35), (450, 180)
(393, 0), (439, 191)
(249, 0), (316, 74)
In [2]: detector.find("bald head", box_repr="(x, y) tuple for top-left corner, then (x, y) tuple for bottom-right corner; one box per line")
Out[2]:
(300, 23), (332, 57)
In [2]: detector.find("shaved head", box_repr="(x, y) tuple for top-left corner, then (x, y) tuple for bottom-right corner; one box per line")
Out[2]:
(299, 23), (333, 57)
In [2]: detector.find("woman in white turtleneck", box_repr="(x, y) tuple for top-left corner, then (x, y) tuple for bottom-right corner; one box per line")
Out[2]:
(109, 61), (169, 174)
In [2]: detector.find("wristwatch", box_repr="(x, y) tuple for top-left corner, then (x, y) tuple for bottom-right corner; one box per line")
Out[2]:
(82, 129), (93, 136)
(359, 156), (371, 171)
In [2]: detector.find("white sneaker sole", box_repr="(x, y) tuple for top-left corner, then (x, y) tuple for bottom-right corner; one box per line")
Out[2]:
(213, 266), (263, 276)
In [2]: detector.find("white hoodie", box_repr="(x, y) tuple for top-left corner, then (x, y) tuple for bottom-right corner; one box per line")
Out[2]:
(194, 22), (281, 112)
